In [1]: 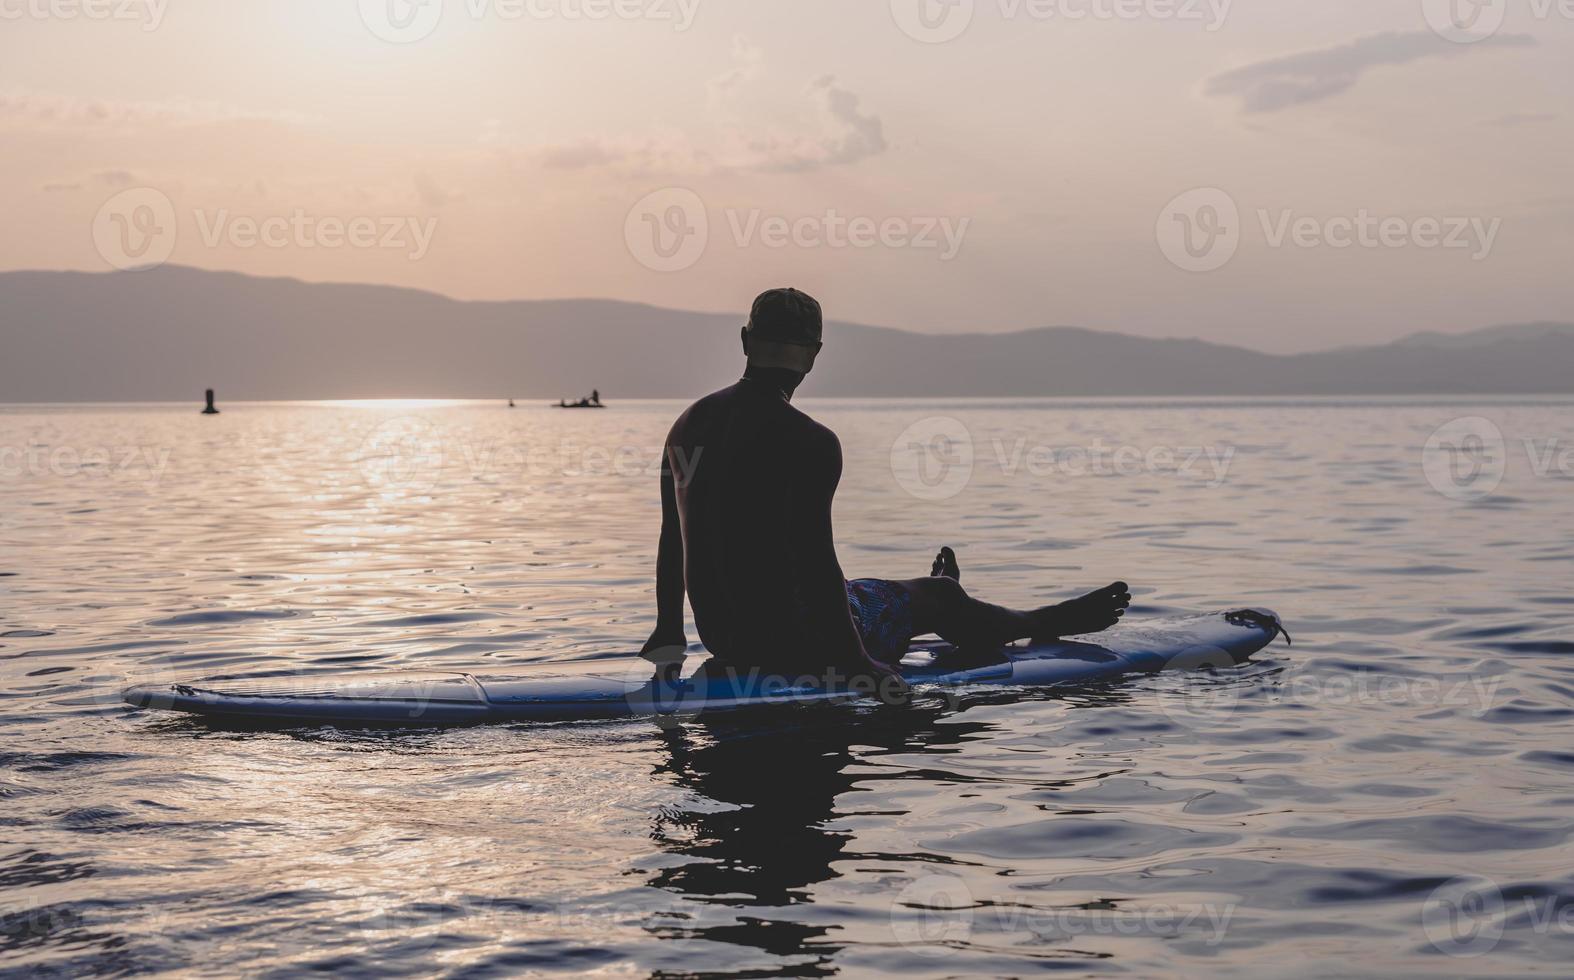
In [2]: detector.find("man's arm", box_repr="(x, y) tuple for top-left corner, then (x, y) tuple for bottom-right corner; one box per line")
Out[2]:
(793, 430), (903, 685)
(640, 448), (687, 664)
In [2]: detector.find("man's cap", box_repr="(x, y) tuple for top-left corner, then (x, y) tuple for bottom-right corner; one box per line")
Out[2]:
(746, 288), (822, 346)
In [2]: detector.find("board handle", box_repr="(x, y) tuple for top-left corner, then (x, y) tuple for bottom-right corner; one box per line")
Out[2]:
(1226, 608), (1291, 646)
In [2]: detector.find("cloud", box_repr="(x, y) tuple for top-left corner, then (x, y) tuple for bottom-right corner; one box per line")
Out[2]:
(533, 80), (887, 175)
(1482, 112), (1557, 128)
(765, 75), (888, 171)
(37, 171), (135, 192)
(0, 90), (313, 130)
(539, 139), (625, 171)
(708, 35), (763, 107)
(413, 172), (458, 207)
(1205, 31), (1536, 113)
(721, 75), (887, 173)
(533, 45), (886, 176)
(533, 133), (703, 177)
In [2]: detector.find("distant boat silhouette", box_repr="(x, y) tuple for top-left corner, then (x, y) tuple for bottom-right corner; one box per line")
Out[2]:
(555, 389), (604, 408)
(201, 388), (220, 415)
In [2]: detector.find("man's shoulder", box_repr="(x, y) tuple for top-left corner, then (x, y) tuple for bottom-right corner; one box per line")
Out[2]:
(792, 412), (840, 454)
(753, 394), (838, 452)
(668, 384), (838, 452)
(669, 386), (734, 437)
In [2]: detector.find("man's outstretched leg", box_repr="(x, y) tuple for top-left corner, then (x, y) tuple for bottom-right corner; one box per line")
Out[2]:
(900, 575), (1130, 655)
(897, 548), (1130, 655)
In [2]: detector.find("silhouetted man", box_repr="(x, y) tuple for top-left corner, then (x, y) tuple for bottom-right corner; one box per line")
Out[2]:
(641, 288), (1130, 690)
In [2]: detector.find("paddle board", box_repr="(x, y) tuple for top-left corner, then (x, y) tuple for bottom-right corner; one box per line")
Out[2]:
(121, 609), (1286, 726)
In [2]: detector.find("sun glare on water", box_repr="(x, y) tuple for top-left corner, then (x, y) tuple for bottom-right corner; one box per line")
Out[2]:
(323, 399), (467, 410)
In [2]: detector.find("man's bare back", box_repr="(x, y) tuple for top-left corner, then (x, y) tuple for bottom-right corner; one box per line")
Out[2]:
(657, 372), (876, 676)
(639, 288), (1130, 690)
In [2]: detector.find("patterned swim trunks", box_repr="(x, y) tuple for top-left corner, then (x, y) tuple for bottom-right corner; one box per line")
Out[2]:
(846, 578), (915, 663)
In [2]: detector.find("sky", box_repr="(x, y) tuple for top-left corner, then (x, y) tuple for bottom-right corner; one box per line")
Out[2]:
(2, 0), (1570, 352)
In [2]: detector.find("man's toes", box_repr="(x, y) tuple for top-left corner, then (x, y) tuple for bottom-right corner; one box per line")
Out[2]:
(931, 546), (960, 580)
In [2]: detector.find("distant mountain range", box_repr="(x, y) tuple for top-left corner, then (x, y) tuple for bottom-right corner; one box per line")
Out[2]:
(2, 267), (1570, 400)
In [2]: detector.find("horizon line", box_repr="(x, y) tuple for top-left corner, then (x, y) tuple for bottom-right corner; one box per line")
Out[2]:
(7, 264), (1568, 359)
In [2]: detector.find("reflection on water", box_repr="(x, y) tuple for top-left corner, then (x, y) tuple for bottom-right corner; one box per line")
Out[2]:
(2, 397), (1573, 976)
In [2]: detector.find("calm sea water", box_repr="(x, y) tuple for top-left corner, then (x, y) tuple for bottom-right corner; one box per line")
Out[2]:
(3, 397), (1572, 978)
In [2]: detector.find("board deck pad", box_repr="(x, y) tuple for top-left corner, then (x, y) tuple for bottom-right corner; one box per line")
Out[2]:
(122, 610), (1286, 726)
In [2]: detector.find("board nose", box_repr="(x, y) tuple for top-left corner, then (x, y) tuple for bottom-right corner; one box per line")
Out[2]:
(122, 684), (162, 708)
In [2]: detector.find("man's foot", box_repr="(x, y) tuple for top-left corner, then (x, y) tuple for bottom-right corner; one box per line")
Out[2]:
(929, 546), (960, 581)
(1031, 582), (1131, 641)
